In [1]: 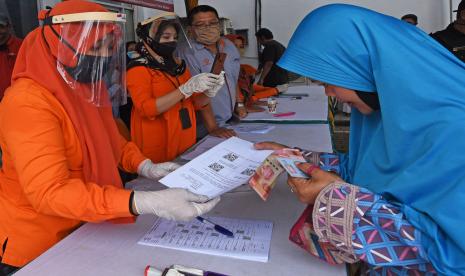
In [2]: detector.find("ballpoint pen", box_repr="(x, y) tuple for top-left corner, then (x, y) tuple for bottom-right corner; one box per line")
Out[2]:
(196, 216), (234, 238)
(145, 265), (230, 276)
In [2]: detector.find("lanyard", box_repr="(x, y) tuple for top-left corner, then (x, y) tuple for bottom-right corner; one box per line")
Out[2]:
(160, 71), (186, 107)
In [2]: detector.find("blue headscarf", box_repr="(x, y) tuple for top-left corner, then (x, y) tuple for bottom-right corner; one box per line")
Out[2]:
(278, 4), (465, 274)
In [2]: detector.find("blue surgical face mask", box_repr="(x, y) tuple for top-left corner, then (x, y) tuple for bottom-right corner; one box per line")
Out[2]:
(127, 51), (140, 59)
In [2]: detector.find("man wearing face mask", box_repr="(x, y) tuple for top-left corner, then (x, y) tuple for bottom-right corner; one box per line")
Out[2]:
(0, 13), (22, 101)
(177, 5), (244, 139)
(126, 14), (226, 163)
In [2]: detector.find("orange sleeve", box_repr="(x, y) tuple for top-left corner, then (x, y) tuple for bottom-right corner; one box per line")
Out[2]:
(241, 64), (257, 75)
(127, 66), (158, 119)
(0, 92), (132, 222)
(118, 135), (146, 173)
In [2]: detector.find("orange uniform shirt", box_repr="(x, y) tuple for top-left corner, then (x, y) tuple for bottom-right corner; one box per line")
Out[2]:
(0, 36), (22, 100)
(0, 78), (145, 267)
(238, 64), (278, 102)
(127, 66), (197, 163)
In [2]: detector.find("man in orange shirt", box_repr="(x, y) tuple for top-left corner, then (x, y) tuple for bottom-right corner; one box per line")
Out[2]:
(0, 13), (22, 100)
(0, 1), (219, 273)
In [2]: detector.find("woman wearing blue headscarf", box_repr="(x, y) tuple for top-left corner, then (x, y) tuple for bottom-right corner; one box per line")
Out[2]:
(255, 4), (465, 275)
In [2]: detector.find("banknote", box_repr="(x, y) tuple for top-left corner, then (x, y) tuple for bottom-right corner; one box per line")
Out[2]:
(249, 148), (305, 200)
(249, 154), (284, 200)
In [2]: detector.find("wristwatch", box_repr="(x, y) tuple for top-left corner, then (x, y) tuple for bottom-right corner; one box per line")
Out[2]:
(236, 102), (245, 108)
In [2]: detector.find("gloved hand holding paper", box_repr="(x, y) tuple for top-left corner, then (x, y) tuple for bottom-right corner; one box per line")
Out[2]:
(159, 137), (273, 198)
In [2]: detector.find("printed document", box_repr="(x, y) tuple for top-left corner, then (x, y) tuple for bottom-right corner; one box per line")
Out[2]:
(139, 216), (273, 262)
(160, 137), (273, 198)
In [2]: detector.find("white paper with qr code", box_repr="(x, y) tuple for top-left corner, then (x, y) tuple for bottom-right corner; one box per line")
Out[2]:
(160, 137), (274, 198)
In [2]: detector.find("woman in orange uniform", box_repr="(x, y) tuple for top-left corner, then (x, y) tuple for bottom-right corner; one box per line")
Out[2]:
(127, 14), (226, 163)
(0, 1), (219, 273)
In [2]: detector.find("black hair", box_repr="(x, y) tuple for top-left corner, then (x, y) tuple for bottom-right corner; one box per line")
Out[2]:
(126, 41), (136, 51)
(401, 14), (418, 23)
(255, 28), (273, 39)
(187, 5), (219, 26)
(154, 21), (180, 42)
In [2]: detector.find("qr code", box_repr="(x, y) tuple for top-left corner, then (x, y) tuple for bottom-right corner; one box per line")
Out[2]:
(208, 162), (224, 172)
(241, 168), (255, 176)
(223, 153), (239, 162)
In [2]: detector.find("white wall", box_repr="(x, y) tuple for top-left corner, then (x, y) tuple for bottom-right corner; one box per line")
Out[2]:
(37, 0), (457, 64)
(146, 0), (452, 64)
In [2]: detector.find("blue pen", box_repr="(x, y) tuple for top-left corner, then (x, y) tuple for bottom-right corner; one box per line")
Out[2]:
(196, 216), (234, 237)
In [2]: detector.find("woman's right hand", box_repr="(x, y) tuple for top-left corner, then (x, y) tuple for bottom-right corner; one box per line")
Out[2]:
(254, 141), (288, 151)
(179, 73), (219, 98)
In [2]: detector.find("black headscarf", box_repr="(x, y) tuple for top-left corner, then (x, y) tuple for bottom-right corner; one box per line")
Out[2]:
(128, 20), (185, 76)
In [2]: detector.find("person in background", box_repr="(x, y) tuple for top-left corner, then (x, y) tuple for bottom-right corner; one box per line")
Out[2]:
(255, 28), (288, 92)
(177, 5), (243, 139)
(431, 0), (465, 62)
(401, 13), (418, 26)
(256, 4), (465, 275)
(224, 34), (277, 112)
(126, 40), (139, 62)
(119, 40), (139, 132)
(0, 1), (219, 273)
(126, 14), (225, 163)
(0, 13), (22, 101)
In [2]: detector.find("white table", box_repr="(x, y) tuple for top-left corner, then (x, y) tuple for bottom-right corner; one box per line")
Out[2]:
(16, 175), (346, 276)
(241, 85), (328, 123)
(236, 123), (333, 153)
(181, 124), (333, 162)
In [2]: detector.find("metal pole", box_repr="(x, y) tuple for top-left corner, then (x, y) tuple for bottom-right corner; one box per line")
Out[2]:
(450, 0), (454, 23)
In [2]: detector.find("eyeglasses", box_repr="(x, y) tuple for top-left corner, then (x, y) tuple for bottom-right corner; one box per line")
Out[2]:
(192, 21), (220, 30)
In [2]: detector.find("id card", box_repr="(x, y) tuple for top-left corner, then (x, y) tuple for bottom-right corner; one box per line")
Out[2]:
(179, 107), (192, 129)
(274, 149), (308, 178)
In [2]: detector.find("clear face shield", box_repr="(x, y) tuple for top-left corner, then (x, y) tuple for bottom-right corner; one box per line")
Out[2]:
(138, 12), (191, 58)
(51, 12), (127, 107)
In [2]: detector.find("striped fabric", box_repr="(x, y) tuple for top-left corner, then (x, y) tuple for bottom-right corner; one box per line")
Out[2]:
(301, 151), (340, 174)
(312, 183), (437, 275)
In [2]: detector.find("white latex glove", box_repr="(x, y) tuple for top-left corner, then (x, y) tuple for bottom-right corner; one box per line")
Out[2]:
(179, 73), (219, 98)
(133, 188), (221, 221)
(137, 159), (181, 179)
(204, 71), (225, 98)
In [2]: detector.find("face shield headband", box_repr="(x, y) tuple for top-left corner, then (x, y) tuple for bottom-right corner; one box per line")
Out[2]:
(136, 12), (191, 52)
(41, 11), (127, 107)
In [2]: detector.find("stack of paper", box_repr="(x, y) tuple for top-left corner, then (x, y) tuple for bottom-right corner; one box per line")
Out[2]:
(139, 216), (273, 262)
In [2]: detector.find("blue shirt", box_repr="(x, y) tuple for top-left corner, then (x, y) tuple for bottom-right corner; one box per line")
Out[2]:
(177, 38), (240, 126)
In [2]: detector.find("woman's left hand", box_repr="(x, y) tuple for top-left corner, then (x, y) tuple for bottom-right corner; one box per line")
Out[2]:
(288, 162), (342, 204)
(138, 159), (181, 179)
